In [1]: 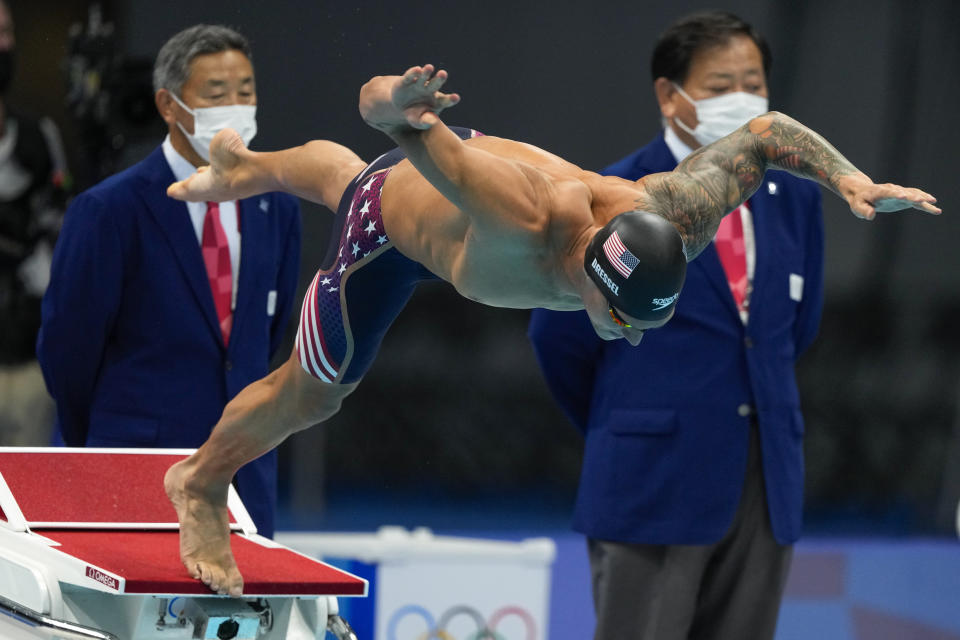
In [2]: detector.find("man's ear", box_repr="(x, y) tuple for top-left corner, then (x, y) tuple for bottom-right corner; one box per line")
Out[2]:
(155, 89), (177, 127)
(653, 77), (678, 120)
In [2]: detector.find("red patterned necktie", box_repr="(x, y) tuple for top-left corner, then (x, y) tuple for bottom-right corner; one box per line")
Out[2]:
(715, 204), (748, 316)
(201, 201), (233, 345)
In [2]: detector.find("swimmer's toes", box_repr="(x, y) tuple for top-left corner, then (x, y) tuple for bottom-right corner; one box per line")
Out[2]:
(198, 563), (214, 586)
(181, 556), (200, 580)
(228, 581), (243, 597)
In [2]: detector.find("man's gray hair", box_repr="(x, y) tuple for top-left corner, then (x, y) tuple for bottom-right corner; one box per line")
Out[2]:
(152, 24), (252, 95)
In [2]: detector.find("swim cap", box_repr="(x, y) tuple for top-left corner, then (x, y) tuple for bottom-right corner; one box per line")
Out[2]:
(584, 210), (687, 321)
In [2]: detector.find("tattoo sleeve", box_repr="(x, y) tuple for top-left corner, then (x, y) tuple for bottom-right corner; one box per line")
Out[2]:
(636, 111), (862, 259)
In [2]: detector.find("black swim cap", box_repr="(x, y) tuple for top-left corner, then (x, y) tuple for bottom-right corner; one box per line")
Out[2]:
(584, 210), (687, 321)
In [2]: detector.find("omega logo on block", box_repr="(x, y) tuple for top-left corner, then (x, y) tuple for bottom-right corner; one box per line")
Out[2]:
(86, 566), (119, 590)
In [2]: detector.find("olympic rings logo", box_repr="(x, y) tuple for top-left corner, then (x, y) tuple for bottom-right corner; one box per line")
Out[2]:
(387, 604), (537, 640)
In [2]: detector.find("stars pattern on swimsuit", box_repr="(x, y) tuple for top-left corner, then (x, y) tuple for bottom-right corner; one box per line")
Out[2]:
(296, 168), (393, 384)
(324, 168), (391, 288)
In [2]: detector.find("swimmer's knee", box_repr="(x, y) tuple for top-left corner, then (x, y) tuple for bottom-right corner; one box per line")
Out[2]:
(295, 379), (358, 428)
(282, 353), (359, 428)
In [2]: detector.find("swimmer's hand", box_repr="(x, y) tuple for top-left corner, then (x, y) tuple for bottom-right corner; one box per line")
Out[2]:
(360, 64), (461, 135)
(838, 174), (941, 220)
(167, 128), (271, 202)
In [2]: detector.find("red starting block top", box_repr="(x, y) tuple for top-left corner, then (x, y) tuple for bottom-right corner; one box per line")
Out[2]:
(0, 448), (367, 597)
(44, 530), (366, 596)
(0, 448), (238, 529)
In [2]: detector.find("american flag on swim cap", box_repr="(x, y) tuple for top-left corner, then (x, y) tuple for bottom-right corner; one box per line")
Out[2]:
(603, 230), (639, 278)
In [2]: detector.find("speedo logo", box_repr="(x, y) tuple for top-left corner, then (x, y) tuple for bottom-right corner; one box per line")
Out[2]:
(651, 292), (679, 311)
(591, 258), (619, 295)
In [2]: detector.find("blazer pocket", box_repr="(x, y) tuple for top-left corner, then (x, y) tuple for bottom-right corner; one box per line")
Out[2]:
(607, 408), (677, 436)
(87, 410), (160, 446)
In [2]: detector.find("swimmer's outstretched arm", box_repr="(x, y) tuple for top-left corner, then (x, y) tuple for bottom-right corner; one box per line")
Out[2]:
(636, 112), (941, 260)
(167, 128), (366, 211)
(360, 65), (553, 234)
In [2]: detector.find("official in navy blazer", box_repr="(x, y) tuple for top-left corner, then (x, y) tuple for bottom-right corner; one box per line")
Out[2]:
(38, 25), (300, 538)
(529, 12), (824, 640)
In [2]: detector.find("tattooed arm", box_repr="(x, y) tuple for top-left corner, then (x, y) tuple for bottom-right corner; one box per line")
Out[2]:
(636, 111), (940, 260)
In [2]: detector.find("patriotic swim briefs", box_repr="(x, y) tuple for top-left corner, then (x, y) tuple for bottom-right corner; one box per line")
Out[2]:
(295, 126), (484, 384)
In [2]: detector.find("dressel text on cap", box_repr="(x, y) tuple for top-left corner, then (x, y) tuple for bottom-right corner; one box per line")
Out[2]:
(591, 258), (619, 296)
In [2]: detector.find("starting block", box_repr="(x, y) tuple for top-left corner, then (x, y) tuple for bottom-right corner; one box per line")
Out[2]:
(0, 447), (367, 640)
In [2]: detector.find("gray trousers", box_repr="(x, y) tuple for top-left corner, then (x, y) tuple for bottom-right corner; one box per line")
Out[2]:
(587, 424), (793, 640)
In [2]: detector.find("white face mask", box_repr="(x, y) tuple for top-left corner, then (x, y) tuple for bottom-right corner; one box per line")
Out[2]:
(672, 84), (768, 147)
(170, 92), (257, 162)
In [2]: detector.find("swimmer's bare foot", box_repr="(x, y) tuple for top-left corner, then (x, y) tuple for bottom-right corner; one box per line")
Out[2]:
(164, 459), (244, 596)
(167, 128), (270, 203)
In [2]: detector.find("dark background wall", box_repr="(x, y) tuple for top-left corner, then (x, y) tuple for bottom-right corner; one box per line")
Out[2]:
(13, 0), (960, 533)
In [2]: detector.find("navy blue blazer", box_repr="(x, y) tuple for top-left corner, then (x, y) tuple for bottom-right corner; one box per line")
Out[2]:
(528, 132), (823, 545)
(38, 146), (301, 537)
